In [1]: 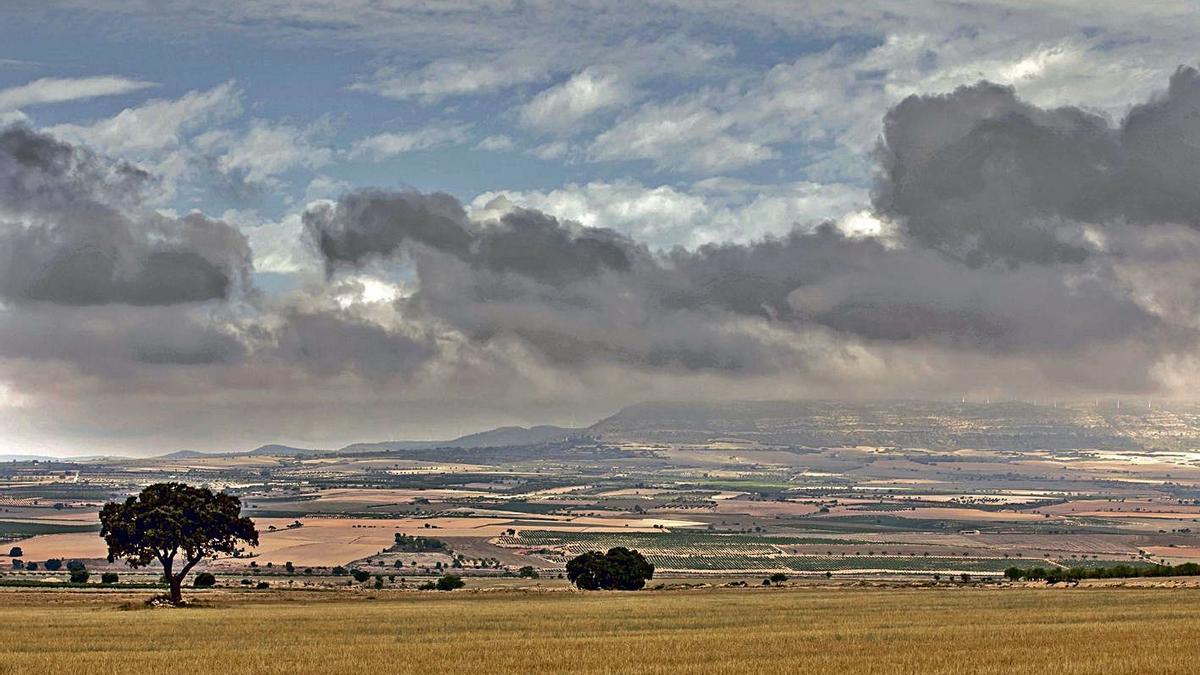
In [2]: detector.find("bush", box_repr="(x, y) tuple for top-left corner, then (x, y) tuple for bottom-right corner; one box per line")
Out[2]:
(566, 547), (655, 591)
(66, 559), (86, 572)
(769, 572), (789, 583)
(101, 572), (119, 584)
(193, 572), (217, 587)
(10, 559), (22, 570)
(351, 569), (371, 583)
(435, 574), (464, 591)
(518, 566), (539, 579)
(43, 558), (62, 571)
(417, 581), (436, 590)
(256, 581), (269, 589)
(331, 566), (348, 576)
(7, 546), (21, 557)
(69, 568), (89, 584)
(26, 562), (38, 571)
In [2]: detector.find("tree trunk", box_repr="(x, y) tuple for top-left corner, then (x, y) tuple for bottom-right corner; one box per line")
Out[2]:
(160, 557), (183, 604)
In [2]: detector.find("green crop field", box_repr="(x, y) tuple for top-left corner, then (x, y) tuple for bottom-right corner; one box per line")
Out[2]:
(0, 587), (1197, 674)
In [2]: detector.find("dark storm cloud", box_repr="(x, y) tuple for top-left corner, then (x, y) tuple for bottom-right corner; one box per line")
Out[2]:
(310, 191), (1165, 378)
(0, 304), (245, 375)
(0, 125), (251, 305)
(304, 189), (638, 284)
(269, 308), (435, 380)
(303, 189), (474, 271)
(874, 66), (1200, 267)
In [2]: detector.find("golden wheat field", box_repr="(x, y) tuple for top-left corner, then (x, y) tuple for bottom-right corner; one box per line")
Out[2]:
(0, 586), (1197, 674)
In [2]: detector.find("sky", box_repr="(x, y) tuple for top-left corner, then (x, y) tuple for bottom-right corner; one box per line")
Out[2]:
(4, 1), (1200, 456)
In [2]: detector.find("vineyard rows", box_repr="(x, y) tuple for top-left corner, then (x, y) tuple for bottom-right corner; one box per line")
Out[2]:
(500, 530), (1044, 573)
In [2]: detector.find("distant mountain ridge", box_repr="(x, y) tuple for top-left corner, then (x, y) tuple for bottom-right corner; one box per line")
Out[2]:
(155, 425), (584, 459)
(150, 399), (1200, 458)
(338, 425), (583, 454)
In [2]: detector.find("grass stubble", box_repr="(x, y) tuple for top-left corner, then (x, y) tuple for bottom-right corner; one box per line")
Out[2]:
(0, 586), (1195, 674)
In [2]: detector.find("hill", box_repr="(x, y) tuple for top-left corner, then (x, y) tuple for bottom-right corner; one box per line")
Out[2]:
(337, 425), (582, 454)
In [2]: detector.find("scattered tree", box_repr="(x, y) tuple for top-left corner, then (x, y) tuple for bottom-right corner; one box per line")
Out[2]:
(769, 572), (789, 583)
(7, 546), (21, 557)
(435, 574), (464, 591)
(101, 572), (119, 584)
(566, 547), (655, 591)
(518, 565), (539, 578)
(69, 567), (89, 584)
(193, 571), (217, 587)
(43, 558), (62, 571)
(99, 482), (258, 605)
(351, 569), (371, 583)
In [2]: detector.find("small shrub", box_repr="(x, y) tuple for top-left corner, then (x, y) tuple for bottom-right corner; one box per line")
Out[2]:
(101, 572), (119, 584)
(435, 574), (464, 591)
(69, 568), (89, 584)
(256, 581), (269, 589)
(193, 572), (217, 588)
(351, 569), (371, 583)
(43, 558), (62, 571)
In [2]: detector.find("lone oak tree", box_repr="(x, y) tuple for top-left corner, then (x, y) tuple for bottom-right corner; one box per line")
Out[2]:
(566, 546), (655, 590)
(99, 482), (258, 604)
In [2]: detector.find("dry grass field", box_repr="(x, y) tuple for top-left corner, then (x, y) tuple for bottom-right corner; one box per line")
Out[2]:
(0, 586), (1197, 674)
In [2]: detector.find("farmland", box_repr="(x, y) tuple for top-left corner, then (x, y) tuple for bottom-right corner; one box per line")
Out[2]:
(4, 401), (1200, 584)
(1, 586), (1198, 674)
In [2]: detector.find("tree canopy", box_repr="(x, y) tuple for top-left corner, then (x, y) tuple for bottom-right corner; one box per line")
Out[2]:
(99, 482), (258, 604)
(566, 547), (655, 590)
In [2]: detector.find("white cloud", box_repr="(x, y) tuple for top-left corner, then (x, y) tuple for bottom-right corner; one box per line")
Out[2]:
(197, 118), (335, 184)
(531, 140), (570, 160)
(470, 178), (869, 248)
(517, 68), (632, 134)
(221, 208), (321, 276)
(350, 57), (547, 103)
(304, 175), (352, 202)
(46, 81), (241, 155)
(475, 134), (515, 151)
(0, 75), (155, 111)
(349, 124), (471, 161)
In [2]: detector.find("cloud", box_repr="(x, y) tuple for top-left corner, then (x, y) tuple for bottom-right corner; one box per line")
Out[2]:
(0, 125), (251, 305)
(874, 66), (1200, 266)
(306, 184), (1165, 386)
(350, 57), (548, 103)
(0, 76), (155, 111)
(517, 68), (632, 134)
(349, 124), (471, 161)
(475, 134), (515, 151)
(471, 179), (869, 248)
(195, 118), (335, 186)
(46, 81), (241, 155)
